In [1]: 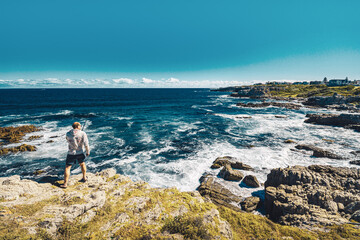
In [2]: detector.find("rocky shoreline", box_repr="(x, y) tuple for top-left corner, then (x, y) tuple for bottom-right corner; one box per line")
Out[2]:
(1, 165), (359, 239)
(216, 84), (360, 168)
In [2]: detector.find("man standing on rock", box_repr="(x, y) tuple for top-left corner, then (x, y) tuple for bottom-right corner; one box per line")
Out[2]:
(60, 122), (90, 188)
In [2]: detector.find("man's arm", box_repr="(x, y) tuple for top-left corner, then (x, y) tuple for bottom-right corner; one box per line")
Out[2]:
(83, 132), (90, 156)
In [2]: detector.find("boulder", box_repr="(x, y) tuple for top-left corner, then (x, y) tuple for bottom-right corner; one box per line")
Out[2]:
(351, 210), (360, 222)
(265, 165), (360, 227)
(295, 144), (343, 160)
(219, 165), (244, 181)
(197, 175), (242, 211)
(211, 156), (254, 171)
(236, 102), (301, 110)
(242, 175), (260, 188)
(312, 149), (343, 159)
(305, 113), (360, 132)
(240, 196), (261, 212)
(349, 160), (360, 166)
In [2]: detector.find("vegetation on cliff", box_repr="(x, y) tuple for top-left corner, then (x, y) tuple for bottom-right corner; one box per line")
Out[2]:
(267, 84), (360, 98)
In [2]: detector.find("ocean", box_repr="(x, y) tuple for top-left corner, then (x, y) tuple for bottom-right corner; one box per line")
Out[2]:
(0, 88), (359, 197)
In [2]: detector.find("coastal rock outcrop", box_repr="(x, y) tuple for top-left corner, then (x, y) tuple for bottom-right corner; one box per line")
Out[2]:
(305, 113), (360, 131)
(242, 175), (260, 188)
(265, 165), (360, 227)
(294, 144), (343, 160)
(304, 94), (360, 109)
(218, 164), (244, 181)
(0, 169), (233, 239)
(237, 102), (302, 110)
(350, 160), (360, 166)
(240, 196), (261, 212)
(0, 125), (40, 155)
(1, 168), (360, 239)
(230, 87), (270, 98)
(197, 175), (242, 211)
(210, 156), (254, 171)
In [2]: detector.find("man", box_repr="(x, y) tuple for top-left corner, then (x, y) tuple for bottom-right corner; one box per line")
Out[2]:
(60, 122), (90, 188)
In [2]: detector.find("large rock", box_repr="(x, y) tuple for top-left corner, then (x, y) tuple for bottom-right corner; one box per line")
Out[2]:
(304, 94), (347, 107)
(240, 196), (261, 212)
(211, 156), (254, 171)
(197, 175), (242, 211)
(219, 164), (244, 181)
(242, 175), (260, 188)
(0, 168), (233, 239)
(350, 160), (360, 166)
(265, 165), (360, 227)
(295, 144), (343, 160)
(305, 113), (360, 131)
(304, 94), (360, 109)
(236, 102), (301, 110)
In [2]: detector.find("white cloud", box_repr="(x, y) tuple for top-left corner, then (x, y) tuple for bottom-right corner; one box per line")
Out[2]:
(142, 78), (155, 84)
(166, 77), (180, 83)
(112, 78), (134, 84)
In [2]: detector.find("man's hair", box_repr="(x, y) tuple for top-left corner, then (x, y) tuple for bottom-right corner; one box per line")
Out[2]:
(72, 122), (81, 129)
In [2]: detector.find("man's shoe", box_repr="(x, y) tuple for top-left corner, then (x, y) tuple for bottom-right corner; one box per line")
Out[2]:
(79, 177), (87, 183)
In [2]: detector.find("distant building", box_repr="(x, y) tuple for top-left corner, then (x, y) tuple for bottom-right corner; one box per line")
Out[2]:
(328, 77), (350, 86)
(350, 80), (360, 86)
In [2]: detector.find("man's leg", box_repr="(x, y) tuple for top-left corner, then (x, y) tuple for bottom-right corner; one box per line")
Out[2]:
(80, 162), (87, 180)
(61, 165), (72, 187)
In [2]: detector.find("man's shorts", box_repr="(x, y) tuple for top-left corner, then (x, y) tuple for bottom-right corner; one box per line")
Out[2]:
(66, 153), (86, 166)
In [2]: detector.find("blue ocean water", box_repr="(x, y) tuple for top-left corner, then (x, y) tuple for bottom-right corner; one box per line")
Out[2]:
(0, 88), (359, 195)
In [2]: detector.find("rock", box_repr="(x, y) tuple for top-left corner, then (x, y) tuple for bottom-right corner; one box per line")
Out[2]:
(344, 201), (360, 214)
(46, 140), (54, 143)
(240, 196), (261, 212)
(237, 102), (301, 110)
(0, 125), (40, 144)
(295, 144), (319, 151)
(0, 175), (62, 201)
(242, 175), (260, 188)
(275, 115), (288, 118)
(349, 160), (360, 166)
(95, 168), (117, 179)
(28, 135), (42, 141)
(0, 169), (236, 240)
(351, 210), (360, 222)
(219, 164), (244, 181)
(350, 150), (360, 156)
(284, 139), (296, 144)
(0, 144), (37, 155)
(295, 144), (343, 159)
(33, 170), (46, 176)
(265, 165), (360, 227)
(304, 95), (360, 110)
(312, 149), (343, 159)
(305, 113), (360, 132)
(197, 175), (242, 211)
(304, 95), (348, 107)
(211, 156), (254, 171)
(210, 156), (236, 169)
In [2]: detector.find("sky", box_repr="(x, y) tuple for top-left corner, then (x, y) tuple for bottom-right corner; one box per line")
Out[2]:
(0, 0), (359, 88)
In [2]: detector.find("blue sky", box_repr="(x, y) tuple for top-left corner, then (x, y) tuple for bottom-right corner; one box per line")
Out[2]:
(0, 0), (359, 87)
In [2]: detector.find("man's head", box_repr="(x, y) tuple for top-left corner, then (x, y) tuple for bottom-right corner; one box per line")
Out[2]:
(72, 122), (81, 129)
